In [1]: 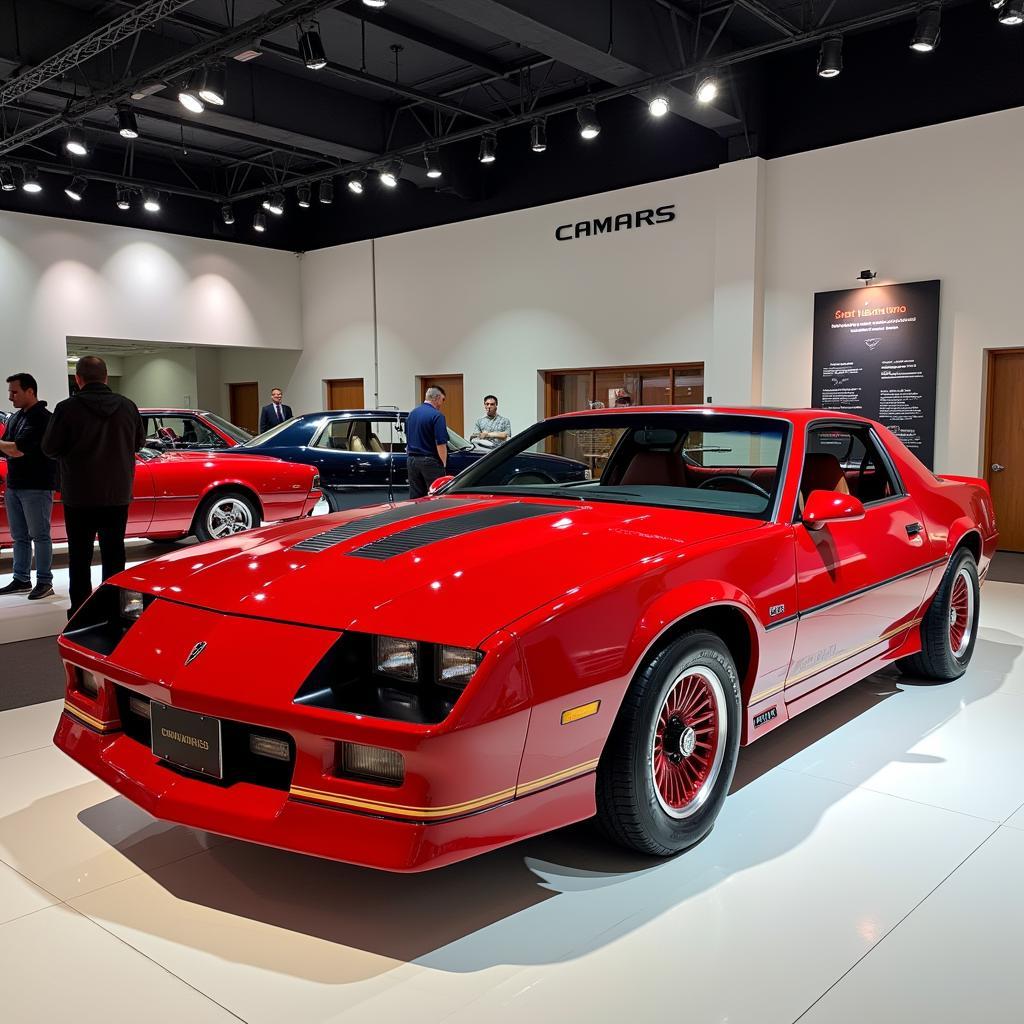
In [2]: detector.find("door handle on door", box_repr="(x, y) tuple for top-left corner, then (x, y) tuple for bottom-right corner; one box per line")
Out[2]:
(906, 522), (923, 537)
(991, 463), (1006, 473)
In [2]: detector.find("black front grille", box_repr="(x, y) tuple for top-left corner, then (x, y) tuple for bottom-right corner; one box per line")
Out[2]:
(114, 687), (296, 791)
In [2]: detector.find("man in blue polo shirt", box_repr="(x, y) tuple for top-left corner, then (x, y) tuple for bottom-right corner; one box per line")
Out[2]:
(406, 386), (449, 499)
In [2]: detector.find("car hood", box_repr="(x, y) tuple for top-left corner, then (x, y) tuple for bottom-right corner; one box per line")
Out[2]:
(118, 496), (763, 647)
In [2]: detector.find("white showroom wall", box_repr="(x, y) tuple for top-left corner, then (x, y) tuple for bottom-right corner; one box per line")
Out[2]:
(0, 209), (302, 407)
(121, 348), (198, 408)
(762, 105), (1024, 475)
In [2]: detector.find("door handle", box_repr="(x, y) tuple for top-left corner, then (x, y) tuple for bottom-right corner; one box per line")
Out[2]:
(991, 463), (1006, 473)
(905, 522), (923, 537)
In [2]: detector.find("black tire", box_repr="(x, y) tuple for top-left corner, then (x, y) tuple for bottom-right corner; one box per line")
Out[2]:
(323, 488), (347, 513)
(897, 549), (979, 681)
(192, 490), (259, 542)
(597, 630), (742, 856)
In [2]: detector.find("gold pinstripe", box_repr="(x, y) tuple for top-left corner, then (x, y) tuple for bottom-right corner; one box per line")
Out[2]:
(63, 702), (119, 733)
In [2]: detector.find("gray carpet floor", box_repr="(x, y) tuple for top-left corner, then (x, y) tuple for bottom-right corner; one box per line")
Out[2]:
(0, 635), (66, 711)
(989, 550), (1024, 585)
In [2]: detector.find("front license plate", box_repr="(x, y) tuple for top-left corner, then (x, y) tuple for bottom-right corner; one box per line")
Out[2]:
(150, 702), (223, 779)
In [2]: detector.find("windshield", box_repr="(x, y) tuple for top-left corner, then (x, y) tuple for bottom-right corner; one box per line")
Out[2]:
(447, 412), (789, 519)
(204, 412), (252, 444)
(238, 416), (301, 448)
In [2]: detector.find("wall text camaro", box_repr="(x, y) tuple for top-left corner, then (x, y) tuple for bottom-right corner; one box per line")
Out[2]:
(555, 204), (676, 241)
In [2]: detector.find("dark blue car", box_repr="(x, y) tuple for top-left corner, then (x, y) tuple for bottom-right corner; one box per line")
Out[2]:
(233, 410), (588, 511)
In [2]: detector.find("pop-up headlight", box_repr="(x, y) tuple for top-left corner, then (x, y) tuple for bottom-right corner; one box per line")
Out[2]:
(375, 636), (419, 681)
(437, 645), (482, 688)
(119, 589), (146, 621)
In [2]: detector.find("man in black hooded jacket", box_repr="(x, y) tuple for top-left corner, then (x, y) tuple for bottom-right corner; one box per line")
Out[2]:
(43, 356), (146, 615)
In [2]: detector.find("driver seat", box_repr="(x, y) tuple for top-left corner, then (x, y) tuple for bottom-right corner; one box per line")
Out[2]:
(619, 451), (687, 487)
(799, 453), (849, 512)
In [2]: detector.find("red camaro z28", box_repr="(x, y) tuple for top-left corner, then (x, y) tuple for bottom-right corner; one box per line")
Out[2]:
(54, 408), (997, 871)
(1, 447), (320, 546)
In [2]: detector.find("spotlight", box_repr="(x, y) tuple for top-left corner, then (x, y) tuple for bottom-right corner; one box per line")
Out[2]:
(910, 5), (941, 52)
(817, 36), (843, 78)
(117, 105), (139, 139)
(530, 119), (547, 153)
(65, 175), (88, 201)
(696, 75), (718, 103)
(347, 171), (365, 194)
(478, 133), (497, 163)
(298, 23), (327, 70)
(198, 64), (227, 106)
(253, 210), (266, 232)
(142, 189), (161, 212)
(319, 179), (334, 204)
(857, 269), (877, 285)
(22, 167), (42, 193)
(297, 184), (311, 208)
(363, 0), (387, 7)
(424, 148), (442, 179)
(221, 203), (234, 224)
(65, 127), (88, 156)
(178, 69), (205, 112)
(649, 94), (670, 118)
(0, 166), (15, 191)
(999, 0), (1024, 24)
(266, 191), (285, 215)
(116, 186), (132, 210)
(577, 103), (600, 140)
(379, 159), (402, 186)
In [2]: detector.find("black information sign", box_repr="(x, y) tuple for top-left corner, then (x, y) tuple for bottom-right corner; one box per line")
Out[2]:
(812, 279), (940, 468)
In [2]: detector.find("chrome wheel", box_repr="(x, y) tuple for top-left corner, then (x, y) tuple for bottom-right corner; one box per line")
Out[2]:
(207, 497), (254, 538)
(948, 566), (975, 658)
(651, 666), (727, 819)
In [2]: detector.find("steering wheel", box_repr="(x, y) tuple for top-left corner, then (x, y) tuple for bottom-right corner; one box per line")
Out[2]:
(696, 474), (770, 499)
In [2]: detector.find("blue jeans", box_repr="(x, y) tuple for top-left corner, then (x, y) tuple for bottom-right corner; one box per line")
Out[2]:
(6, 488), (54, 585)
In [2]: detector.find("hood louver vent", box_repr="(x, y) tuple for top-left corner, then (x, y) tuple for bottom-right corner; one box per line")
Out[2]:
(292, 502), (479, 553)
(348, 503), (568, 560)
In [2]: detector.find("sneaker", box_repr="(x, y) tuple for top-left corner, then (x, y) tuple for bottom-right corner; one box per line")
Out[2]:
(0, 579), (32, 596)
(28, 583), (55, 601)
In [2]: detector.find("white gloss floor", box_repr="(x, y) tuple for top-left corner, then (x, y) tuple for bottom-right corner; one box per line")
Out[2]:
(0, 580), (1022, 1024)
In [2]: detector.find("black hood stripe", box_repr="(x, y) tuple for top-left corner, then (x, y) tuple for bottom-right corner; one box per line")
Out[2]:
(291, 500), (483, 553)
(347, 503), (568, 560)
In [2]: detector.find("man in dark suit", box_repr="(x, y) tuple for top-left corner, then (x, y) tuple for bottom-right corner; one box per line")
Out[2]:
(258, 387), (292, 433)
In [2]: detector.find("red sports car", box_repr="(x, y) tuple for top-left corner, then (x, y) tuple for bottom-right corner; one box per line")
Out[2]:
(1, 447), (321, 546)
(53, 408), (997, 871)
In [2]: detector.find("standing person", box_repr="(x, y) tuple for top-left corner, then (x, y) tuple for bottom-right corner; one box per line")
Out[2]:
(0, 373), (57, 599)
(42, 356), (145, 616)
(259, 387), (292, 433)
(470, 394), (512, 443)
(406, 386), (448, 499)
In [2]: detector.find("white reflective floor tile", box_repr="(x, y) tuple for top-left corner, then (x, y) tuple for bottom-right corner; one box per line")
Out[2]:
(0, 699), (62, 759)
(0, 903), (239, 1024)
(797, 826), (1024, 1024)
(0, 744), (222, 900)
(0, 859), (57, 925)
(1003, 802), (1024, 831)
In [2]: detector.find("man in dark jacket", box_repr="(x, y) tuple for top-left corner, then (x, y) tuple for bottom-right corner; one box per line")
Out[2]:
(0, 373), (57, 599)
(43, 356), (146, 614)
(258, 387), (292, 433)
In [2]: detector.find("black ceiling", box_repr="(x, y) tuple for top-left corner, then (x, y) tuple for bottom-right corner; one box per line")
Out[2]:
(0, 0), (1020, 251)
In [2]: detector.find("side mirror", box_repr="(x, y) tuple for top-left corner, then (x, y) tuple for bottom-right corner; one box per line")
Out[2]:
(802, 490), (865, 530)
(428, 475), (455, 496)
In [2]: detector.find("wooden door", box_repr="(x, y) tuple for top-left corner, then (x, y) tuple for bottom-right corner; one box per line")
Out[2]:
(229, 382), (260, 435)
(985, 349), (1024, 552)
(326, 378), (365, 411)
(420, 374), (464, 436)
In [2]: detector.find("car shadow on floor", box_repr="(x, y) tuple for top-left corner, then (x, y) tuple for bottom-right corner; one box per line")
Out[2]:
(48, 633), (1020, 980)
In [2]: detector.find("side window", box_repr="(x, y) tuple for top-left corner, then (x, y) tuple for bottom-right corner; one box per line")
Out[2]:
(313, 420), (352, 451)
(370, 421), (404, 453)
(804, 427), (900, 504)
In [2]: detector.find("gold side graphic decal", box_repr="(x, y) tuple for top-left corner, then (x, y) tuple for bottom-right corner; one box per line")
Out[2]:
(63, 702), (119, 733)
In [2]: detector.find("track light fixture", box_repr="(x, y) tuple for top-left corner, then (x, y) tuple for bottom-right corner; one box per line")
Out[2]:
(649, 94), (670, 118)
(264, 191), (285, 215)
(998, 0), (1024, 24)
(319, 179), (334, 204)
(695, 75), (719, 104)
(910, 4), (941, 52)
(817, 36), (843, 78)
(298, 21), (327, 70)
(297, 184), (311, 208)
(423, 148), (442, 179)
(379, 159), (402, 186)
(253, 210), (266, 232)
(65, 127), (88, 156)
(198, 63), (227, 106)
(178, 69), (205, 112)
(530, 119), (547, 153)
(65, 176), (87, 201)
(221, 203), (234, 224)
(142, 189), (161, 213)
(117, 105), (139, 139)
(577, 103), (601, 140)
(116, 186), (132, 210)
(0, 166), (15, 191)
(363, 0), (387, 7)
(22, 167), (42, 193)
(478, 133), (497, 163)
(347, 171), (365, 194)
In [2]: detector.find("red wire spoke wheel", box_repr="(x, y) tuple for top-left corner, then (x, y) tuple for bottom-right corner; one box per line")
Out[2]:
(948, 566), (975, 658)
